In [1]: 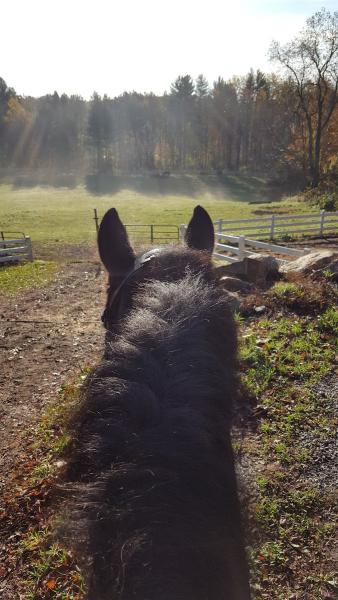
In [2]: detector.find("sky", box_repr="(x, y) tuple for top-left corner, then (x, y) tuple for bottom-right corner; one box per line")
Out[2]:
(1, 0), (336, 99)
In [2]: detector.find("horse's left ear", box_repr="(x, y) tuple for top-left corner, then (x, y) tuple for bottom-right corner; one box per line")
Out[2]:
(98, 208), (135, 275)
(185, 205), (215, 253)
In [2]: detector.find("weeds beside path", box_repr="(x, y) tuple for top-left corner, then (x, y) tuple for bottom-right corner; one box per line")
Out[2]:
(238, 279), (338, 599)
(0, 259), (105, 598)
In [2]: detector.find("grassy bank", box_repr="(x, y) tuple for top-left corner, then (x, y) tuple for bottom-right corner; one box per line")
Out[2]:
(238, 280), (337, 599)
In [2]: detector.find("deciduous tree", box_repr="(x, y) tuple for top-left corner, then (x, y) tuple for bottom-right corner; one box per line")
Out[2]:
(270, 8), (338, 186)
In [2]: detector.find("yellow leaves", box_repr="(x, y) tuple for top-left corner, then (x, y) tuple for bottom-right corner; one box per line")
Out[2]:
(4, 97), (30, 124)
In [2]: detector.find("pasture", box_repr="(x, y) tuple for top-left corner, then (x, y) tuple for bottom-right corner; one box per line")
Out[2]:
(0, 173), (308, 245)
(0, 176), (337, 599)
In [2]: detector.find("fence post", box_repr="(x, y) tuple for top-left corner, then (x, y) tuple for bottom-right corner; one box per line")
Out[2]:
(269, 214), (275, 240)
(238, 236), (246, 259)
(217, 219), (223, 234)
(25, 236), (33, 261)
(93, 208), (99, 234)
(179, 225), (186, 241)
(319, 210), (325, 236)
(150, 224), (154, 243)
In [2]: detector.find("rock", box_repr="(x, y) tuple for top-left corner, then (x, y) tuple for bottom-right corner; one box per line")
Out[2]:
(223, 290), (241, 314)
(219, 276), (253, 294)
(244, 253), (279, 284)
(254, 305), (266, 314)
(324, 258), (338, 282)
(215, 253), (279, 284)
(280, 250), (338, 277)
(215, 261), (246, 278)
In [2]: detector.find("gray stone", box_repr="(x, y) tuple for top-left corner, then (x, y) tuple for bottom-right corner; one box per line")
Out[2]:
(254, 305), (266, 314)
(280, 250), (338, 277)
(325, 258), (338, 282)
(219, 276), (253, 294)
(215, 261), (246, 278)
(244, 253), (279, 284)
(215, 253), (279, 284)
(223, 290), (241, 314)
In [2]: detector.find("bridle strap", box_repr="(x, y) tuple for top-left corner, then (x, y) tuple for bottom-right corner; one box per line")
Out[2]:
(101, 248), (163, 327)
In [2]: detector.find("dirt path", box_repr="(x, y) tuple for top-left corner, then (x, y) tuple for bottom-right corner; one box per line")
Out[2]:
(0, 262), (106, 495)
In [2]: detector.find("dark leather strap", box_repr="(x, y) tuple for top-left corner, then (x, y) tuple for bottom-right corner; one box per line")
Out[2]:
(101, 248), (163, 327)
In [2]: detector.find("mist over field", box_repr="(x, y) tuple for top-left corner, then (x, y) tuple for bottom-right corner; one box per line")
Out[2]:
(0, 9), (336, 189)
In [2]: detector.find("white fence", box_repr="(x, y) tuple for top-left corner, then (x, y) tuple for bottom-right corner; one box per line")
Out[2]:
(0, 232), (33, 265)
(213, 233), (309, 264)
(215, 209), (338, 240)
(179, 209), (319, 264)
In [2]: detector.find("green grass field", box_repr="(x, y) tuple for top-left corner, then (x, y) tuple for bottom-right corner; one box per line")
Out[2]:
(0, 173), (309, 244)
(0, 260), (57, 294)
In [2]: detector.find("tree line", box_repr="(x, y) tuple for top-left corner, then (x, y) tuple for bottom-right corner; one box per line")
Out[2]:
(0, 8), (337, 188)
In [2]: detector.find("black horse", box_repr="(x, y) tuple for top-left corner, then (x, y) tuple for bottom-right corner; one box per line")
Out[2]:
(65, 206), (251, 599)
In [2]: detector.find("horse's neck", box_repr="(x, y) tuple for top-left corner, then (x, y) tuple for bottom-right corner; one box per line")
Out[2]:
(106, 281), (236, 424)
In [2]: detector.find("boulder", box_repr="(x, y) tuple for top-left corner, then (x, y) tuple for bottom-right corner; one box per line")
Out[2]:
(215, 261), (246, 278)
(325, 258), (338, 282)
(280, 250), (338, 277)
(215, 253), (279, 284)
(223, 290), (241, 314)
(219, 276), (253, 294)
(244, 253), (279, 284)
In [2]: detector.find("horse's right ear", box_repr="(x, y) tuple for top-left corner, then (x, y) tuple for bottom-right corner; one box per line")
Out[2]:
(98, 208), (135, 275)
(185, 205), (215, 253)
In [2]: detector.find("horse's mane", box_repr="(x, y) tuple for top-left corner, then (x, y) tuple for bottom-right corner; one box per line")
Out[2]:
(64, 247), (249, 600)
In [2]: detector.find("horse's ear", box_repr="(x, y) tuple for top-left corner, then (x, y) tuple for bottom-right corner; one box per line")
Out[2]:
(185, 205), (214, 253)
(98, 208), (135, 275)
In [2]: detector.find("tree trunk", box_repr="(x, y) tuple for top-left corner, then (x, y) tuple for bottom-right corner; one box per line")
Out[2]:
(226, 135), (233, 170)
(311, 152), (320, 187)
(96, 141), (101, 173)
(312, 103), (323, 188)
(305, 114), (315, 185)
(235, 125), (241, 171)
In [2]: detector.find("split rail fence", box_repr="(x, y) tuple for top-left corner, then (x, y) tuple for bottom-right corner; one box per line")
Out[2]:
(0, 232), (33, 265)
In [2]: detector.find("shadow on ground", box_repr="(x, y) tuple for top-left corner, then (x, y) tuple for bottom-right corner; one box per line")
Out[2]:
(0, 170), (79, 189)
(0, 168), (300, 203)
(85, 172), (286, 202)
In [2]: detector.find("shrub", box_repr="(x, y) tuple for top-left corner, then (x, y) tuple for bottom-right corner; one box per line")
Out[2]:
(317, 193), (337, 211)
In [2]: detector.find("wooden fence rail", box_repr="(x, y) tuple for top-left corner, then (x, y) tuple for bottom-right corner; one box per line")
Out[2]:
(213, 233), (309, 263)
(0, 232), (33, 265)
(214, 209), (338, 240)
(179, 208), (325, 264)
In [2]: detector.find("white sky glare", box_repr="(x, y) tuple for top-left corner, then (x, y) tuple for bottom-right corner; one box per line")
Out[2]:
(2, 1), (336, 98)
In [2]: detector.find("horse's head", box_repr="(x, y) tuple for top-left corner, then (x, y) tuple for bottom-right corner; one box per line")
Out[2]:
(98, 205), (215, 330)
